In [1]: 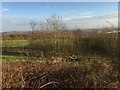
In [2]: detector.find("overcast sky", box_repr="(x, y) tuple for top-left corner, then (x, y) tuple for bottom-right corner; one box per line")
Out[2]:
(1, 2), (118, 32)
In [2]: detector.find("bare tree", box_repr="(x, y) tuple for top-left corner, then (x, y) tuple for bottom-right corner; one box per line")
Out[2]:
(29, 20), (37, 33)
(46, 15), (66, 54)
(28, 15), (67, 57)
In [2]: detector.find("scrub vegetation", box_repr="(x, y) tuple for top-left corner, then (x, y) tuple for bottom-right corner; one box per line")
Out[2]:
(2, 15), (120, 88)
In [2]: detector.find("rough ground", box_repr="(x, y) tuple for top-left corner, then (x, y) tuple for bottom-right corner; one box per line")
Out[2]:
(2, 58), (120, 88)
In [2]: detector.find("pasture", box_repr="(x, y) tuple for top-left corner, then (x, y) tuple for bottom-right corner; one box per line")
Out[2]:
(2, 40), (28, 47)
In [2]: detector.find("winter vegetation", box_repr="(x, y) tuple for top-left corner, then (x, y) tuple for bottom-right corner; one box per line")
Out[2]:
(1, 2), (120, 89)
(2, 15), (120, 88)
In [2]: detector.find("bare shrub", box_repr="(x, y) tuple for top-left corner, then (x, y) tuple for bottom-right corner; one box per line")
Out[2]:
(2, 57), (119, 88)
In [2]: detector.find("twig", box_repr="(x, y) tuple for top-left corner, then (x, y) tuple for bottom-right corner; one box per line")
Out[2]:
(39, 81), (59, 88)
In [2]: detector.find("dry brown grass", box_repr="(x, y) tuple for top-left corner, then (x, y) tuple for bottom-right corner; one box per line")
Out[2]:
(2, 58), (120, 88)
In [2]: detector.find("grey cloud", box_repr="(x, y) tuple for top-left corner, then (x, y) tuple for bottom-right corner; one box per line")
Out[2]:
(64, 13), (118, 29)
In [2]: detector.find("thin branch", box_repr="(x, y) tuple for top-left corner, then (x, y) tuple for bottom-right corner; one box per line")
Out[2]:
(39, 81), (59, 88)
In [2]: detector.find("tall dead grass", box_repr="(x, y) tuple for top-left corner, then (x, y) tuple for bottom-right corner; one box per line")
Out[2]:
(2, 57), (119, 88)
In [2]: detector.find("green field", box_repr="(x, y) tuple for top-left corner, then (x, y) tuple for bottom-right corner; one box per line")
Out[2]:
(2, 40), (28, 47)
